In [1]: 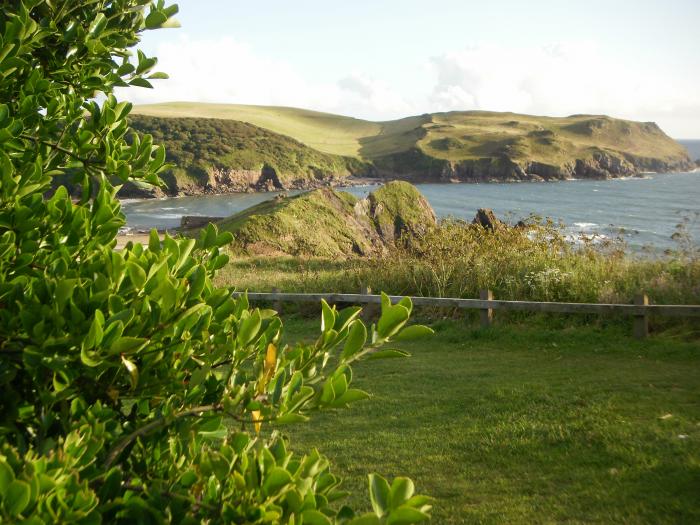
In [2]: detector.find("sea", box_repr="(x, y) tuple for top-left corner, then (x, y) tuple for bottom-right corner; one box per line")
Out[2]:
(121, 170), (700, 252)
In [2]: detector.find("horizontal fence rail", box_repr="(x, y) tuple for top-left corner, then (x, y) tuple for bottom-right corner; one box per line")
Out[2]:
(233, 292), (700, 317)
(232, 290), (700, 339)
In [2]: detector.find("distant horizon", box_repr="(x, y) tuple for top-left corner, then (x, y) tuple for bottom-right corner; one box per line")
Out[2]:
(132, 100), (700, 140)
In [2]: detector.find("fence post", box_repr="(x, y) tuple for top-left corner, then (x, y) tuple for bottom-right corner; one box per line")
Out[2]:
(480, 289), (493, 328)
(271, 287), (282, 315)
(360, 283), (376, 319)
(633, 293), (649, 339)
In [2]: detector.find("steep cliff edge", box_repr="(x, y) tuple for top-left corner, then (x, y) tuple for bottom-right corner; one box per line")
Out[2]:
(204, 181), (436, 257)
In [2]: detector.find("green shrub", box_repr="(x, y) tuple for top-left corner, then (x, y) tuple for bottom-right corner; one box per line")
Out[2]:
(0, 2), (432, 523)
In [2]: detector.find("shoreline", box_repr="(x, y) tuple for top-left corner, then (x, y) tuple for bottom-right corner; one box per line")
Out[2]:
(118, 168), (698, 203)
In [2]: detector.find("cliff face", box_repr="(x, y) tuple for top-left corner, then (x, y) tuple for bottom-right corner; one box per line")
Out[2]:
(207, 181), (437, 257)
(373, 146), (693, 184)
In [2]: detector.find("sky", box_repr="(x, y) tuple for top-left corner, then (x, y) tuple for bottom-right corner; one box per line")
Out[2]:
(120, 0), (700, 138)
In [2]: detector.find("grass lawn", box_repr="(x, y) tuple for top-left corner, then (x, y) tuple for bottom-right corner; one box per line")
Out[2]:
(276, 316), (700, 523)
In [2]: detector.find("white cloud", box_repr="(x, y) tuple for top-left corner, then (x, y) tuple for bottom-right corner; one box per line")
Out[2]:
(336, 73), (414, 119)
(427, 43), (700, 136)
(118, 35), (413, 121)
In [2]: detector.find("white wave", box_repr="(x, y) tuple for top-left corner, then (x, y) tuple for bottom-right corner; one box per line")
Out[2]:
(138, 213), (183, 220)
(564, 232), (609, 245)
(573, 222), (598, 230)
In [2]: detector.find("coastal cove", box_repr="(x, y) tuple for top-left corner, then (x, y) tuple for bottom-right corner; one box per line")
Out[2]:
(121, 171), (700, 251)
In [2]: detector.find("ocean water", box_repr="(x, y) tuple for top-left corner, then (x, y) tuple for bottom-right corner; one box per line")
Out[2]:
(121, 171), (700, 251)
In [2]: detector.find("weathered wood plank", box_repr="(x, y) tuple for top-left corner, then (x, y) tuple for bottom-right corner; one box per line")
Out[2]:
(634, 293), (649, 339)
(480, 289), (494, 328)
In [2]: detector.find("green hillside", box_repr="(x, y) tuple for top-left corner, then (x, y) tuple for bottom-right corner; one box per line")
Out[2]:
(133, 102), (380, 157)
(126, 114), (370, 196)
(132, 103), (694, 185)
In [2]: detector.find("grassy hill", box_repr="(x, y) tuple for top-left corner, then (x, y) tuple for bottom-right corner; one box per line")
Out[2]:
(125, 114), (370, 197)
(132, 103), (694, 187)
(133, 102), (380, 157)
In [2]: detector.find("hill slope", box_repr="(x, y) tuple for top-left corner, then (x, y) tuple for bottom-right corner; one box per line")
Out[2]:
(132, 103), (694, 187)
(203, 181), (436, 257)
(124, 115), (370, 197)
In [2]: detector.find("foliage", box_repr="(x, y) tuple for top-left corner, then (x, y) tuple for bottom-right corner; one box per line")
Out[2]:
(218, 219), (700, 310)
(0, 1), (432, 523)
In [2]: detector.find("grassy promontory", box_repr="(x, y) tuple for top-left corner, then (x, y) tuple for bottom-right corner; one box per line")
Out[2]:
(133, 102), (694, 187)
(207, 181), (436, 257)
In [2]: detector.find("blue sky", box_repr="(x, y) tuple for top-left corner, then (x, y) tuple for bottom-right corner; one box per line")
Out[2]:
(125, 0), (700, 137)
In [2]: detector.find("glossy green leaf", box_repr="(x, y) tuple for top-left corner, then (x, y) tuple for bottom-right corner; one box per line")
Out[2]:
(237, 310), (261, 345)
(301, 509), (332, 525)
(0, 459), (14, 492)
(6, 479), (30, 516)
(386, 505), (430, 524)
(341, 320), (367, 361)
(263, 467), (292, 496)
(275, 413), (309, 425)
(348, 514), (381, 525)
(389, 477), (415, 509)
(111, 336), (148, 355)
(368, 474), (390, 517)
(377, 304), (410, 339)
(126, 261), (147, 289)
(320, 299), (335, 333)
(395, 325), (434, 341)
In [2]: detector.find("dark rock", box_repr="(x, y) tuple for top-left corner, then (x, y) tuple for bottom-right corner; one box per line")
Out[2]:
(473, 208), (501, 230)
(180, 216), (224, 230)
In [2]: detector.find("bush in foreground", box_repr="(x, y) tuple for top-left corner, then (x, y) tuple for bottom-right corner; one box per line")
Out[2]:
(0, 2), (432, 523)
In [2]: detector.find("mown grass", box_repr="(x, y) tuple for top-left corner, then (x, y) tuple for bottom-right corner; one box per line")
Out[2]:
(275, 317), (700, 523)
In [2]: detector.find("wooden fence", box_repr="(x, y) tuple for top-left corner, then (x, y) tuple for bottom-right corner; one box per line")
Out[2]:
(232, 288), (700, 340)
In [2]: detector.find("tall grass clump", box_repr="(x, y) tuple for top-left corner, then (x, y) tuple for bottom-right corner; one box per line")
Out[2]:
(354, 218), (700, 306)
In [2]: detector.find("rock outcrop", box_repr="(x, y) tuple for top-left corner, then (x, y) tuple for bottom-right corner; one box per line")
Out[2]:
(472, 208), (502, 230)
(206, 181), (437, 257)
